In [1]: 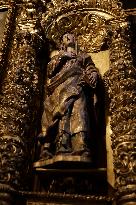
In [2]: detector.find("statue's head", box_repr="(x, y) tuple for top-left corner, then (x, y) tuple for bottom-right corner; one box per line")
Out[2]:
(62, 33), (75, 47)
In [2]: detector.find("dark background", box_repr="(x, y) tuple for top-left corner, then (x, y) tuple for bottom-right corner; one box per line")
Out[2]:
(122, 0), (136, 9)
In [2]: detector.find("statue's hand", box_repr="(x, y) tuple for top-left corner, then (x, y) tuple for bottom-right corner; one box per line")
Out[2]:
(79, 71), (98, 88)
(89, 71), (98, 88)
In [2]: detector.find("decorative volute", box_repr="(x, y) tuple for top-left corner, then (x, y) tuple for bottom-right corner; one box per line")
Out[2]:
(41, 0), (127, 52)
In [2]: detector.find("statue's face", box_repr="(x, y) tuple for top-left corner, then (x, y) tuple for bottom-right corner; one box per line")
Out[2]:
(62, 34), (75, 47)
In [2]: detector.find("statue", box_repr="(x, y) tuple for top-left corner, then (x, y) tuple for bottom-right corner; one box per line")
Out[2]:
(34, 33), (99, 167)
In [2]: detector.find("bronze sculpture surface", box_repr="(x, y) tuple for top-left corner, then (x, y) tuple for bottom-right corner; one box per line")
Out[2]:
(35, 33), (99, 167)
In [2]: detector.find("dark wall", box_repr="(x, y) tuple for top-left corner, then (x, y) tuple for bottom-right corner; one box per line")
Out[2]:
(129, 15), (136, 66)
(120, 1), (136, 66)
(122, 0), (136, 9)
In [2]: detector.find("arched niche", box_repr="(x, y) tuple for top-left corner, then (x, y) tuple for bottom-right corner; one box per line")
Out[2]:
(35, 0), (136, 204)
(41, 0), (132, 195)
(0, 1), (135, 205)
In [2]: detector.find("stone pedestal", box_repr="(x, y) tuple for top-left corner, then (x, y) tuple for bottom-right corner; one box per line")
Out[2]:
(25, 167), (112, 205)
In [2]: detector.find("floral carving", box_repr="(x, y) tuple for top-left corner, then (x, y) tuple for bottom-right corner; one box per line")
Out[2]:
(0, 136), (26, 188)
(0, 0), (44, 194)
(0, 1), (136, 205)
(41, 0), (126, 53)
(104, 21), (136, 204)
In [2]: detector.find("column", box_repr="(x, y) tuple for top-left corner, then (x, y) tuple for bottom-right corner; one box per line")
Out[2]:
(104, 21), (136, 205)
(0, 0), (47, 204)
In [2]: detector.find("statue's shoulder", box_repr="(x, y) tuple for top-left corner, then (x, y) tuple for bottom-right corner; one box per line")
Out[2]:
(79, 51), (94, 66)
(79, 51), (91, 60)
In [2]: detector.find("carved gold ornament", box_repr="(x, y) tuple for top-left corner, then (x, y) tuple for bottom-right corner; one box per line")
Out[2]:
(41, 0), (125, 52)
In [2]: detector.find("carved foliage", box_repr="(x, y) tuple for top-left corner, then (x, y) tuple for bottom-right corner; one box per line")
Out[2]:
(45, 0), (124, 19)
(0, 2), (43, 189)
(104, 22), (136, 203)
(41, 0), (126, 53)
(0, 5), (16, 84)
(0, 136), (26, 189)
(44, 13), (108, 53)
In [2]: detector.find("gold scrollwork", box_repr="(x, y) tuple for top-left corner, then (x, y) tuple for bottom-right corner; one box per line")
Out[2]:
(46, 12), (109, 52)
(41, 0), (126, 52)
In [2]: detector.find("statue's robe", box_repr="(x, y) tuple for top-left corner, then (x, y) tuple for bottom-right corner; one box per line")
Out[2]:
(41, 52), (98, 142)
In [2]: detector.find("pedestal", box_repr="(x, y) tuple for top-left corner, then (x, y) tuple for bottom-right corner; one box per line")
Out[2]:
(26, 166), (113, 205)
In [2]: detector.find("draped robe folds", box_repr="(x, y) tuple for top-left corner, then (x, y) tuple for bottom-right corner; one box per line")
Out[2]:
(41, 51), (98, 142)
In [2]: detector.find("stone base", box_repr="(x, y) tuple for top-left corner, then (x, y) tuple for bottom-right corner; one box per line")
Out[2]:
(27, 200), (112, 205)
(26, 192), (113, 205)
(34, 154), (92, 168)
(33, 167), (108, 197)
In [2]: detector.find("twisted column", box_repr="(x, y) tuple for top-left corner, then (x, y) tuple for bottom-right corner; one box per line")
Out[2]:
(0, 1), (46, 204)
(104, 22), (136, 205)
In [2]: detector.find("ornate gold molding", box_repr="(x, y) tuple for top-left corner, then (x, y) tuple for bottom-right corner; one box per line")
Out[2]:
(41, 0), (126, 52)
(104, 19), (136, 204)
(0, 1), (136, 205)
(125, 8), (136, 16)
(0, 1), (45, 202)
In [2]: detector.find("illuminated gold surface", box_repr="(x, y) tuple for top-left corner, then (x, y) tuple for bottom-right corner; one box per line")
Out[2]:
(41, 0), (126, 53)
(0, 1), (135, 204)
(0, 11), (7, 48)
(90, 50), (115, 187)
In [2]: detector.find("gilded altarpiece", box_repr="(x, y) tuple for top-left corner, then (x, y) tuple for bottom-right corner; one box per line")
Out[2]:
(0, 0), (136, 205)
